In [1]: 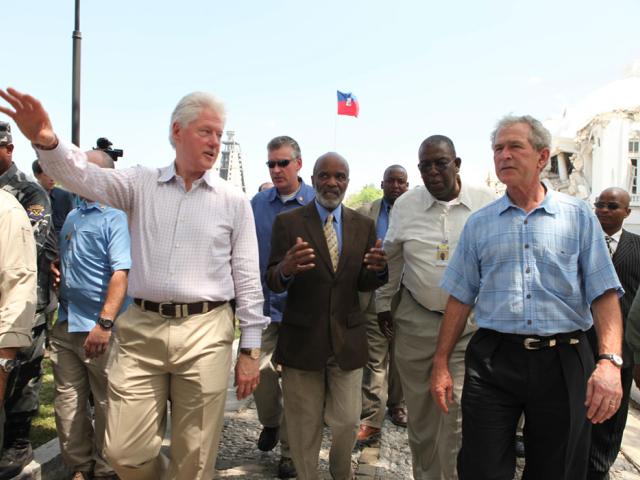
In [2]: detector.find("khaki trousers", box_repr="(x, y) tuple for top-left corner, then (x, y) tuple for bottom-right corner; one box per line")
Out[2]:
(253, 323), (290, 456)
(394, 288), (473, 480)
(360, 309), (404, 428)
(49, 320), (115, 477)
(282, 358), (362, 480)
(104, 303), (234, 480)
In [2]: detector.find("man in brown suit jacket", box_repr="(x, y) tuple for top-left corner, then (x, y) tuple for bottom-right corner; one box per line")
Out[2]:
(266, 152), (388, 480)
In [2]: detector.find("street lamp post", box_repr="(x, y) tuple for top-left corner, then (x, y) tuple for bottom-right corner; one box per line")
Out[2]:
(71, 0), (81, 146)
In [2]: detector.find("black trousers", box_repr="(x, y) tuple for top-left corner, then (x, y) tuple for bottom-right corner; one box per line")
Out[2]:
(587, 364), (633, 480)
(458, 328), (594, 480)
(3, 322), (47, 449)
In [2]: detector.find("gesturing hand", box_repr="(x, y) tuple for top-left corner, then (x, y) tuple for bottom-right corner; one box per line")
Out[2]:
(363, 239), (387, 272)
(377, 311), (394, 339)
(279, 237), (316, 277)
(0, 88), (57, 147)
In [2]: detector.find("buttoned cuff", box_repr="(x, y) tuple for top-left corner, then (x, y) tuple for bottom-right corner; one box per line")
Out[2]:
(239, 325), (263, 349)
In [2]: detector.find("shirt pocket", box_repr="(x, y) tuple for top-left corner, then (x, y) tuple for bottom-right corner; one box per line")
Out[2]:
(540, 247), (580, 297)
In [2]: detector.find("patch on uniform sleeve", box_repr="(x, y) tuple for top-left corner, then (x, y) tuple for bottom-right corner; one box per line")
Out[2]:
(26, 204), (46, 221)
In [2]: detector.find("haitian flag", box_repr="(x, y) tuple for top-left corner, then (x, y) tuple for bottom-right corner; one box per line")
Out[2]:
(337, 91), (359, 117)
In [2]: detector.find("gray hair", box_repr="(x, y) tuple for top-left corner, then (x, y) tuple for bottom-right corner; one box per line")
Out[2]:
(490, 115), (551, 151)
(169, 92), (226, 148)
(267, 136), (302, 160)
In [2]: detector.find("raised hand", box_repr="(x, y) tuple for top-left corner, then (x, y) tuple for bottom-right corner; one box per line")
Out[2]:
(0, 88), (57, 147)
(363, 238), (387, 271)
(280, 237), (316, 277)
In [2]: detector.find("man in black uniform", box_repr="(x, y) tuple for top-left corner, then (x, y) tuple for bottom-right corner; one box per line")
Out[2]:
(32, 159), (75, 235)
(0, 121), (54, 479)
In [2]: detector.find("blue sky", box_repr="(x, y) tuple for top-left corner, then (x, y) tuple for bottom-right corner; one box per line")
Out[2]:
(5, 0), (640, 194)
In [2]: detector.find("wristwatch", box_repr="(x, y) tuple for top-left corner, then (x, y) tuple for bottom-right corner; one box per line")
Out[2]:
(0, 358), (16, 374)
(97, 317), (115, 330)
(597, 353), (623, 368)
(239, 348), (261, 360)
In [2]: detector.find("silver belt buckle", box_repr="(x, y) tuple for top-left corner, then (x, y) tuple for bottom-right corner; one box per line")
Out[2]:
(158, 301), (175, 318)
(523, 338), (540, 350)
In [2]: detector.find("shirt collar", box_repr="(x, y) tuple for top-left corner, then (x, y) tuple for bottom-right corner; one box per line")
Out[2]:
(498, 183), (558, 216)
(78, 199), (104, 212)
(315, 199), (342, 225)
(608, 229), (623, 242)
(157, 162), (217, 190)
(422, 183), (473, 211)
(269, 177), (311, 205)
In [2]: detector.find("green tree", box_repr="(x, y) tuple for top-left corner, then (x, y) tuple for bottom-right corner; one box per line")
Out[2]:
(345, 184), (382, 209)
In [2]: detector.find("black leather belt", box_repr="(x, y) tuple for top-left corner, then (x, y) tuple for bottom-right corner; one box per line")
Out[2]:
(134, 298), (227, 318)
(498, 330), (582, 351)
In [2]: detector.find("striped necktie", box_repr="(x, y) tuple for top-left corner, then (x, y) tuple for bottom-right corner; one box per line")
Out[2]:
(605, 235), (614, 258)
(324, 213), (339, 271)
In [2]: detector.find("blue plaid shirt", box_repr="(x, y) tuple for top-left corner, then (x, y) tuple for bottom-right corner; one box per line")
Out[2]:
(440, 188), (622, 335)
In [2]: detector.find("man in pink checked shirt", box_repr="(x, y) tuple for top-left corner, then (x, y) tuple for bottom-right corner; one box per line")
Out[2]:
(0, 87), (268, 480)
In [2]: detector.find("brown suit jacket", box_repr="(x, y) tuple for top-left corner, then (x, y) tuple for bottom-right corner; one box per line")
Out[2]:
(266, 201), (388, 371)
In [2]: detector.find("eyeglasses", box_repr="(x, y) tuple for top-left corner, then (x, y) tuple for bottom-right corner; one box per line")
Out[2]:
(266, 159), (291, 169)
(594, 202), (622, 210)
(417, 159), (453, 173)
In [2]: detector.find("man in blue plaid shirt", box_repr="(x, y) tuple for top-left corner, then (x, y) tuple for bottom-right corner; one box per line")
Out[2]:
(430, 115), (624, 480)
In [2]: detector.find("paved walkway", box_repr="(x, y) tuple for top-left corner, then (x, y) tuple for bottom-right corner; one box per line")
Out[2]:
(214, 393), (640, 479)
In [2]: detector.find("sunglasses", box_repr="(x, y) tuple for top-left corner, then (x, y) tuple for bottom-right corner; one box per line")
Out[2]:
(417, 159), (453, 173)
(266, 159), (292, 169)
(594, 202), (622, 210)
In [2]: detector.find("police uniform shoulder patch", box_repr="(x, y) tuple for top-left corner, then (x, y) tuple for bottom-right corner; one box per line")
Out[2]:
(27, 204), (46, 221)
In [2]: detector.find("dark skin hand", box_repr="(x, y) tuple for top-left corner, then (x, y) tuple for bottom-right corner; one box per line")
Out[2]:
(280, 237), (316, 276)
(377, 311), (393, 339)
(363, 238), (387, 271)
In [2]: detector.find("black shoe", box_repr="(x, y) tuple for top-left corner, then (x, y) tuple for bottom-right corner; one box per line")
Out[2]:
(0, 444), (34, 479)
(277, 456), (297, 479)
(515, 435), (525, 458)
(257, 426), (280, 452)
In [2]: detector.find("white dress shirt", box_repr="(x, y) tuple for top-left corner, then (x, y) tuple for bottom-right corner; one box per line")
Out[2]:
(375, 183), (495, 315)
(37, 140), (267, 347)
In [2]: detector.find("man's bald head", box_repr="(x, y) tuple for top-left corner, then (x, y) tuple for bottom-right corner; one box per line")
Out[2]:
(313, 152), (349, 177)
(598, 187), (630, 208)
(86, 150), (115, 169)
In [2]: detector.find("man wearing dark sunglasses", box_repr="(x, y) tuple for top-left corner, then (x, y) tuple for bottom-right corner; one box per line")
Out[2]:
(250, 136), (315, 479)
(589, 187), (640, 480)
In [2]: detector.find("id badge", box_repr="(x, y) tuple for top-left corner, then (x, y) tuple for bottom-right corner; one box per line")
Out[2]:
(436, 242), (449, 266)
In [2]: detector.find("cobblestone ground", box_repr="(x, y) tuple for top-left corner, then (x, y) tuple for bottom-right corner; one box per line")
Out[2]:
(214, 398), (640, 479)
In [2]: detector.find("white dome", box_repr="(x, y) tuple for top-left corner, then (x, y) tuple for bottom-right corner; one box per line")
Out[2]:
(549, 63), (640, 138)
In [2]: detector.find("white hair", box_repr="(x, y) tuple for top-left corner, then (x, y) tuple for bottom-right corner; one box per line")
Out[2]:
(168, 91), (226, 148)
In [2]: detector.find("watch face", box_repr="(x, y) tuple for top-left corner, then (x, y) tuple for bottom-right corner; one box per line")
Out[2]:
(98, 318), (114, 329)
(0, 359), (15, 373)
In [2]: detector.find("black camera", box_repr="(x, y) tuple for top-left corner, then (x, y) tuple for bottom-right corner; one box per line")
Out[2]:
(95, 137), (123, 161)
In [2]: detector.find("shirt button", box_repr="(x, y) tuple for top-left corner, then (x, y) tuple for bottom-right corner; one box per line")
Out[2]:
(527, 320), (532, 325)
(524, 219), (528, 225)
(524, 244), (529, 249)
(526, 294), (531, 299)
(525, 267), (531, 273)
